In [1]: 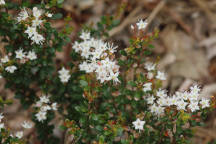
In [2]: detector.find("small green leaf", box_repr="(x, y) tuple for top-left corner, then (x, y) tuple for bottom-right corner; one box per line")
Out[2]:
(112, 20), (120, 27)
(92, 114), (99, 121)
(79, 80), (88, 87)
(57, 0), (64, 4)
(52, 13), (63, 20)
(148, 44), (154, 49)
(127, 81), (136, 87)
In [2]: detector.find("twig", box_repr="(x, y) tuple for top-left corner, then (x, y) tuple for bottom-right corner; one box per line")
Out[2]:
(178, 79), (193, 91)
(190, 0), (216, 24)
(165, 7), (199, 40)
(108, 5), (143, 37)
(194, 126), (216, 139)
(108, 0), (167, 37)
(146, 0), (166, 28)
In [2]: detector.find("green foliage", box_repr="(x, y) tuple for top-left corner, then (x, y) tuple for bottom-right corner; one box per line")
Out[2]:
(0, 1), (214, 144)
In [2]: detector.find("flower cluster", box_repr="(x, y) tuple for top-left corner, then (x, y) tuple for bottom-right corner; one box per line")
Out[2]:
(0, 55), (17, 74)
(58, 67), (71, 83)
(142, 62), (210, 117)
(0, 113), (33, 139)
(145, 62), (166, 81)
(147, 85), (210, 117)
(17, 7), (52, 45)
(132, 62), (211, 132)
(72, 31), (120, 83)
(15, 49), (37, 61)
(35, 94), (57, 122)
(0, 49), (37, 75)
(142, 62), (166, 93)
(13, 120), (33, 139)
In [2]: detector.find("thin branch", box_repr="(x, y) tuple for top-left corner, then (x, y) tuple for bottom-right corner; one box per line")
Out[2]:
(190, 0), (216, 24)
(108, 5), (143, 37)
(108, 0), (167, 37)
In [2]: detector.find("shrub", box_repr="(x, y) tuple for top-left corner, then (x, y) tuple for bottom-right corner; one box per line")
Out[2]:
(0, 1), (215, 144)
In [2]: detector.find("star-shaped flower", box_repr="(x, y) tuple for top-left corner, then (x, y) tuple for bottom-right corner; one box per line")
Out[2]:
(132, 118), (145, 131)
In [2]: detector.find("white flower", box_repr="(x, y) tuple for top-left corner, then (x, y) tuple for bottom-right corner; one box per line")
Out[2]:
(51, 103), (57, 110)
(132, 118), (145, 131)
(143, 82), (152, 92)
(175, 91), (183, 99)
(200, 98), (210, 109)
(5, 65), (17, 73)
(72, 41), (82, 52)
(190, 85), (201, 95)
(188, 101), (199, 112)
(72, 36), (120, 84)
(147, 72), (154, 79)
(146, 95), (155, 104)
(169, 97), (179, 106)
(58, 67), (71, 83)
(0, 0), (5, 5)
(79, 62), (94, 73)
(59, 74), (71, 83)
(58, 67), (70, 75)
(26, 51), (37, 60)
(106, 43), (118, 53)
(39, 95), (50, 104)
(145, 62), (156, 71)
(35, 111), (47, 122)
(47, 13), (53, 17)
(110, 71), (120, 84)
(15, 49), (26, 60)
(156, 71), (166, 80)
(188, 92), (199, 102)
(176, 100), (188, 111)
(32, 18), (43, 27)
(136, 19), (148, 30)
(17, 8), (29, 22)
(25, 26), (37, 38)
(15, 131), (23, 139)
(157, 97), (167, 106)
(40, 105), (51, 112)
(33, 7), (42, 18)
(130, 25), (134, 30)
(35, 101), (42, 107)
(1, 56), (9, 63)
(165, 97), (172, 106)
(155, 106), (164, 116)
(80, 31), (90, 40)
(156, 89), (167, 98)
(31, 32), (44, 45)
(0, 113), (3, 122)
(22, 121), (32, 129)
(0, 123), (4, 131)
(150, 103), (157, 114)
(182, 92), (189, 100)
(150, 104), (164, 116)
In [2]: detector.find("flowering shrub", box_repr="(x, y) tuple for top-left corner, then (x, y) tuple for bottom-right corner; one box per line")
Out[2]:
(0, 1), (215, 144)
